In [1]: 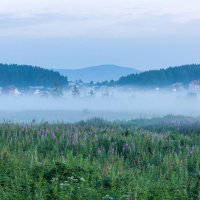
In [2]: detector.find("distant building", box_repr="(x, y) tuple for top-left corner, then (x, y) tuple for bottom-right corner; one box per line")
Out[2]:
(189, 80), (200, 91)
(3, 85), (21, 96)
(169, 82), (184, 92)
(68, 81), (76, 87)
(33, 89), (41, 96)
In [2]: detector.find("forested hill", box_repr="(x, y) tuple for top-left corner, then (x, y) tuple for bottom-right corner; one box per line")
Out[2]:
(0, 64), (68, 87)
(117, 64), (200, 87)
(56, 65), (139, 82)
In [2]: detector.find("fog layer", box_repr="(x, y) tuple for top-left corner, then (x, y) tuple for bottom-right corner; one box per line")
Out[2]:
(0, 89), (199, 122)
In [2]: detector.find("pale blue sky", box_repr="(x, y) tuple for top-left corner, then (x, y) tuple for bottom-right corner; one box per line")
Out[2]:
(0, 0), (200, 70)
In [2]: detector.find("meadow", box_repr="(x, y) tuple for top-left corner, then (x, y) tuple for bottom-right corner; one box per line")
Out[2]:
(0, 116), (200, 199)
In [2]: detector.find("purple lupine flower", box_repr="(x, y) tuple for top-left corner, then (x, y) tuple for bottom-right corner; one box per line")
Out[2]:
(123, 143), (129, 152)
(60, 134), (66, 142)
(51, 132), (57, 140)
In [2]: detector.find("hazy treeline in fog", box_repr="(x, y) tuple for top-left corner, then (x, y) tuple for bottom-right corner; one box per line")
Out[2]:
(0, 63), (200, 122)
(0, 88), (199, 122)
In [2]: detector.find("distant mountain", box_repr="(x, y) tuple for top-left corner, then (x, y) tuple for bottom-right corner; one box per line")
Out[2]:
(0, 64), (68, 87)
(56, 65), (139, 82)
(117, 64), (200, 87)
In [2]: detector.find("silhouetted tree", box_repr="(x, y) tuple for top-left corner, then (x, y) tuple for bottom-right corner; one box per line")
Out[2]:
(72, 85), (80, 97)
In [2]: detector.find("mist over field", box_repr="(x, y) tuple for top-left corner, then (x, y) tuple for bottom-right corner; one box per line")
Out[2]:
(1, 88), (199, 122)
(2, 0), (200, 199)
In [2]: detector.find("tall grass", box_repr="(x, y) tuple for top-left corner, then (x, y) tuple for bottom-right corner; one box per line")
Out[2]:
(0, 117), (200, 199)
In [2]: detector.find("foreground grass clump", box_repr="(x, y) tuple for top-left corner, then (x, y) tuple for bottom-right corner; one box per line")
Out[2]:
(0, 116), (200, 199)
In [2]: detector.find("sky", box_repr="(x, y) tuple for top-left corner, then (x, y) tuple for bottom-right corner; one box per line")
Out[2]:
(0, 0), (200, 70)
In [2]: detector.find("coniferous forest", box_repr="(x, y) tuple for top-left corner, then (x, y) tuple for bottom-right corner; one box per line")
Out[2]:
(116, 64), (200, 87)
(0, 64), (68, 87)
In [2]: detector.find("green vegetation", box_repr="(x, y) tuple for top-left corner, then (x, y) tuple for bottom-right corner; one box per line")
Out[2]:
(0, 116), (200, 199)
(0, 63), (68, 87)
(116, 64), (200, 87)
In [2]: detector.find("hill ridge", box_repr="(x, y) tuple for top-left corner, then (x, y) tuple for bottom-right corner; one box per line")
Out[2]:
(56, 64), (139, 82)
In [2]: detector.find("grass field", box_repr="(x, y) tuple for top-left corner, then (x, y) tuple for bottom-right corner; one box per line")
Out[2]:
(0, 116), (200, 199)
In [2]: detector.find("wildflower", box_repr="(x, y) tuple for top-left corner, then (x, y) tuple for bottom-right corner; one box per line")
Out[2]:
(120, 195), (130, 199)
(103, 195), (114, 200)
(68, 176), (78, 182)
(51, 177), (58, 182)
(60, 134), (65, 141)
(188, 146), (195, 156)
(51, 132), (56, 140)
(60, 182), (70, 189)
(80, 177), (85, 182)
(122, 143), (129, 152)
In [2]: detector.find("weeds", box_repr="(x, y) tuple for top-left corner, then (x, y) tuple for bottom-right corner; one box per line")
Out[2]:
(0, 117), (200, 199)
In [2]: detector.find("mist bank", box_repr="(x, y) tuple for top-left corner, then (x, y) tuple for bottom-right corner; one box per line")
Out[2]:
(0, 89), (199, 122)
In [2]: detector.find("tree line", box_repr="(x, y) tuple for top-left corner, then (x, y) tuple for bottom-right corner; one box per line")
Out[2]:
(0, 63), (68, 87)
(116, 64), (200, 87)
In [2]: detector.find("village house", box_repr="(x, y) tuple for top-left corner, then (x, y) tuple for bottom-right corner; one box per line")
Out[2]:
(189, 80), (200, 91)
(2, 85), (21, 96)
(169, 82), (184, 92)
